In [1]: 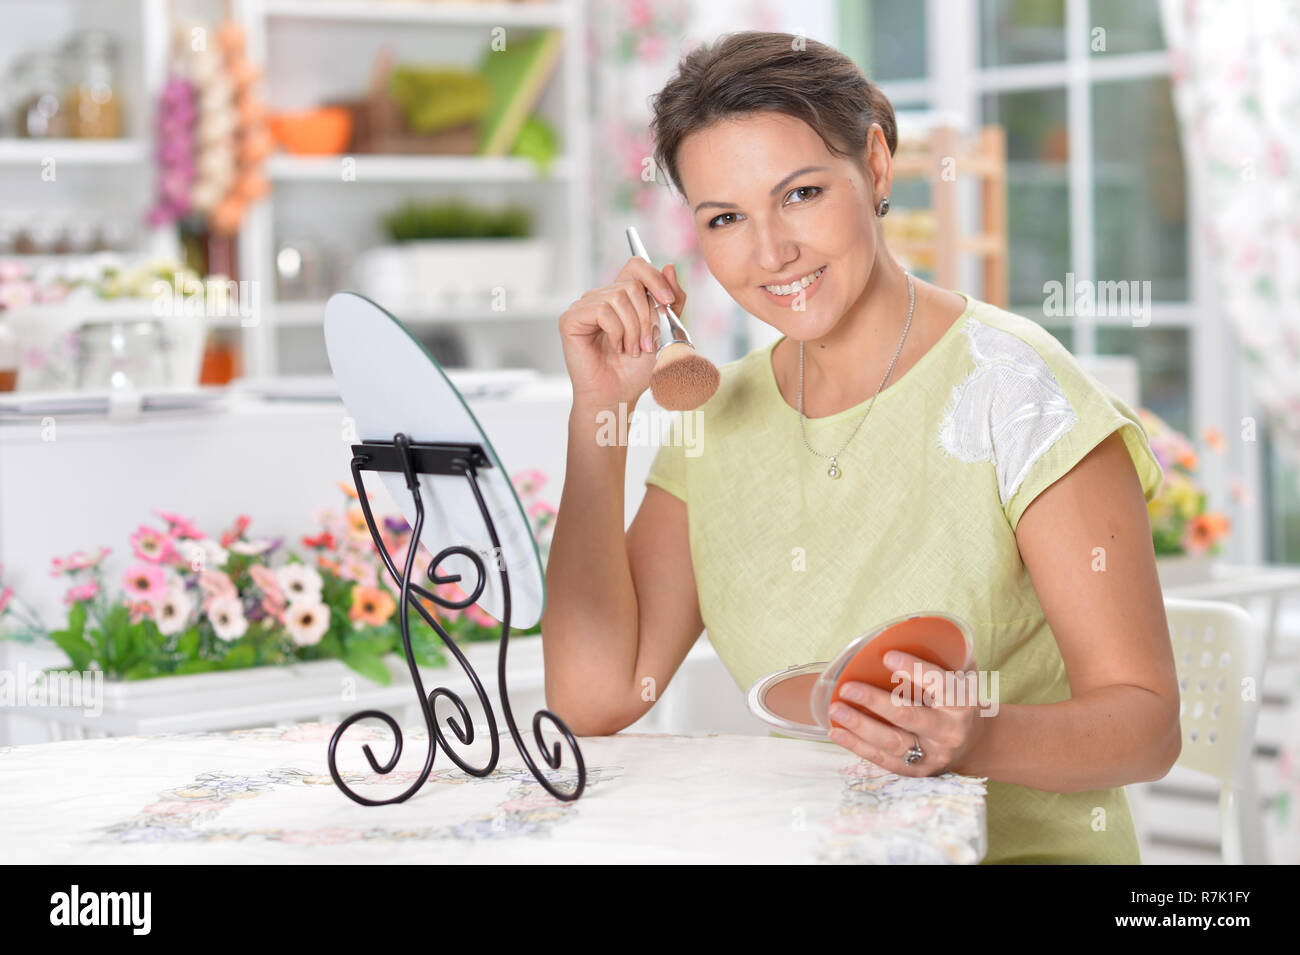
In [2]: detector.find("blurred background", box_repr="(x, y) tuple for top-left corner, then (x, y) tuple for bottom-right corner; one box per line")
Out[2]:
(1, 0), (1299, 864)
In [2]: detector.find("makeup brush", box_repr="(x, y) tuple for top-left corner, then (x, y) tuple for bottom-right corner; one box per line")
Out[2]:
(625, 226), (720, 411)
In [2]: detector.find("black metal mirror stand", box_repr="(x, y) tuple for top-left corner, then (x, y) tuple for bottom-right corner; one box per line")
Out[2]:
(326, 432), (586, 805)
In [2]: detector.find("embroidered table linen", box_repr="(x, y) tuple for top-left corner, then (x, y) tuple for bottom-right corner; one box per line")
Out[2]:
(0, 722), (987, 863)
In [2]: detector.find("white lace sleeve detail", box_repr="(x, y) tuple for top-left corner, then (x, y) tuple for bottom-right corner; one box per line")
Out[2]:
(937, 319), (1079, 506)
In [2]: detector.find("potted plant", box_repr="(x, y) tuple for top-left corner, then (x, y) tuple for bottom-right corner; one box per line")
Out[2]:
(0, 471), (557, 722)
(352, 199), (549, 311)
(1141, 408), (1232, 586)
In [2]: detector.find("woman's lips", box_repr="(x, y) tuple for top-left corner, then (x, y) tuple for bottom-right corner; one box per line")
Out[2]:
(760, 265), (827, 307)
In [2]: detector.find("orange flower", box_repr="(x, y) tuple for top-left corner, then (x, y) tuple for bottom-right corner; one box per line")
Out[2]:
(350, 585), (396, 627)
(1183, 514), (1218, 554)
(337, 480), (359, 500)
(317, 554), (340, 575)
(345, 506), (370, 540)
(1203, 427), (1226, 453)
(1206, 512), (1231, 537)
(1177, 449), (1199, 471)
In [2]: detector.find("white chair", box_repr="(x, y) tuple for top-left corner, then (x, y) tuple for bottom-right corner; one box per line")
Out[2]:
(1158, 597), (1269, 864)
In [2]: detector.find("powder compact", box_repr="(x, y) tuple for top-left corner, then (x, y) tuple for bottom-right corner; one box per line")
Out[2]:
(745, 611), (974, 741)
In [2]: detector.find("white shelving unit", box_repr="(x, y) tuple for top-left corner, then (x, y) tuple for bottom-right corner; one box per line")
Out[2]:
(236, 0), (592, 379)
(1, 0), (591, 382)
(0, 0), (176, 262)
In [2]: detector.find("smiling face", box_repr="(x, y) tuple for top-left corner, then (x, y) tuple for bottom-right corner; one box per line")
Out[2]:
(676, 110), (891, 339)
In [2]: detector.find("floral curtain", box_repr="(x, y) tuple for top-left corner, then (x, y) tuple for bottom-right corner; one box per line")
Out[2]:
(1159, 0), (1300, 864)
(584, 0), (788, 367)
(1159, 0), (1300, 469)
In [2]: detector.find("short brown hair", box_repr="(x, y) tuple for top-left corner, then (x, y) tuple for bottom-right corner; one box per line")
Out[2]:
(649, 30), (897, 198)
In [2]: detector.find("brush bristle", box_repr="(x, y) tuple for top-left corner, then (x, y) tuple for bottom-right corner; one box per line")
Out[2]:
(650, 343), (721, 411)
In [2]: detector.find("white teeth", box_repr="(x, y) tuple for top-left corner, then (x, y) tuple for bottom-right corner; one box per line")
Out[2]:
(764, 266), (825, 296)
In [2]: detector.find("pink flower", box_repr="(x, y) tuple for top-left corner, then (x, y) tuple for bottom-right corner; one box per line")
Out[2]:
(64, 580), (100, 605)
(636, 33), (665, 61)
(0, 260), (30, 282)
(122, 563), (167, 602)
(0, 587), (12, 615)
(337, 554), (378, 588)
(249, 564), (286, 619)
(464, 601), (498, 630)
(154, 510), (203, 539)
(126, 599), (155, 625)
(34, 283), (69, 304)
(627, 0), (651, 26)
(512, 469), (548, 497)
(0, 280), (35, 311)
(527, 500), (556, 523)
(220, 514), (252, 548)
(130, 525), (177, 564)
(198, 570), (237, 610)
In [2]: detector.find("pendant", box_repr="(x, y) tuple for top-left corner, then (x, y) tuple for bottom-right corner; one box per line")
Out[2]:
(828, 457), (841, 479)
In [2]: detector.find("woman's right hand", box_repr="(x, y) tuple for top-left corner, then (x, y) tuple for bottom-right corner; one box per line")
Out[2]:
(558, 256), (687, 409)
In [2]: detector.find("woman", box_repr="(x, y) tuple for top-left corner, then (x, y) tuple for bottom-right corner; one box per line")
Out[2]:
(542, 30), (1180, 865)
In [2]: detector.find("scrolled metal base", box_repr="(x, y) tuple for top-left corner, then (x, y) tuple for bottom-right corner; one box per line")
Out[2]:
(326, 432), (586, 805)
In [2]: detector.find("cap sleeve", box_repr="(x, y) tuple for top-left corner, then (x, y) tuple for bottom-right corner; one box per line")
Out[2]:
(987, 326), (1165, 534)
(644, 418), (687, 502)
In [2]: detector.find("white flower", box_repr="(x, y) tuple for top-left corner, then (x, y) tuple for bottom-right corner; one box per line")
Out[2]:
(276, 564), (323, 602)
(176, 538), (228, 573)
(207, 595), (248, 642)
(229, 539), (274, 556)
(154, 584), (195, 636)
(284, 599), (330, 646)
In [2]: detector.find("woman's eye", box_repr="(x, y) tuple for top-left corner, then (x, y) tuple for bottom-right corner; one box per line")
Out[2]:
(706, 186), (821, 229)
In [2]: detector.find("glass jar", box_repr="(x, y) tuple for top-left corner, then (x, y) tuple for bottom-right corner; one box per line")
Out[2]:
(10, 52), (69, 138)
(64, 30), (123, 138)
(0, 319), (18, 392)
(76, 320), (170, 391)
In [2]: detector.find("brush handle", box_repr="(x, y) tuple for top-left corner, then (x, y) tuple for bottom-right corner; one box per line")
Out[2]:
(625, 225), (694, 356)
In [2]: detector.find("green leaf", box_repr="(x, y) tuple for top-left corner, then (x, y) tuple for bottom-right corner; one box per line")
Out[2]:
(49, 630), (95, 670)
(176, 627), (201, 659)
(66, 601), (87, 640)
(342, 651), (391, 686)
(219, 643), (257, 671)
(174, 659), (218, 674)
(122, 660), (159, 681)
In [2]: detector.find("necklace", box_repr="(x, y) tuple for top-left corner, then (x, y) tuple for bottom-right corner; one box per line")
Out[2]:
(798, 271), (915, 479)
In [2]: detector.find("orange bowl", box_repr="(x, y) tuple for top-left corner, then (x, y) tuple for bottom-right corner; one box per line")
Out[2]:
(268, 107), (353, 156)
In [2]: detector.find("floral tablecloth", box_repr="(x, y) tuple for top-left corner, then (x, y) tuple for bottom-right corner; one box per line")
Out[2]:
(0, 722), (987, 863)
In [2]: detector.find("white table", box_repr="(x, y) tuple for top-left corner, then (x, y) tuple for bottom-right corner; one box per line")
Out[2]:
(0, 720), (989, 864)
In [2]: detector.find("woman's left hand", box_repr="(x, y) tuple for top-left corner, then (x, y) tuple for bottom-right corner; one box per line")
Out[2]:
(827, 649), (987, 777)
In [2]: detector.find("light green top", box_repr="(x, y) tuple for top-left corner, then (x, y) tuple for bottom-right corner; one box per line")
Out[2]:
(644, 291), (1165, 865)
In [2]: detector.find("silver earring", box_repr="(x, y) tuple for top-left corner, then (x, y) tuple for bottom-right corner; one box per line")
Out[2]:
(876, 196), (890, 217)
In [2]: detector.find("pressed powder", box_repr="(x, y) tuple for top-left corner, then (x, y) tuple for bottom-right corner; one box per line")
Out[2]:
(747, 612), (975, 741)
(761, 671), (819, 724)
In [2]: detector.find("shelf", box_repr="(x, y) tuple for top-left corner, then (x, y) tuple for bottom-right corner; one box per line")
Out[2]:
(892, 153), (1004, 179)
(271, 297), (568, 326)
(888, 125), (1008, 306)
(889, 234), (1005, 257)
(262, 0), (566, 27)
(267, 153), (571, 183)
(0, 139), (149, 165)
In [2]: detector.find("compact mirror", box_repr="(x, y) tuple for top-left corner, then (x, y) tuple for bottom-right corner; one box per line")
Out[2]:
(747, 612), (975, 740)
(322, 291), (546, 629)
